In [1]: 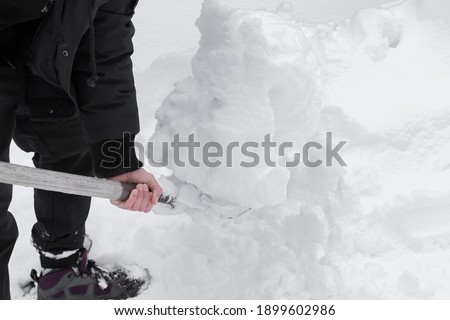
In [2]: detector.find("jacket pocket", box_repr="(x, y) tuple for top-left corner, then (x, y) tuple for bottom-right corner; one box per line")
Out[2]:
(26, 73), (77, 122)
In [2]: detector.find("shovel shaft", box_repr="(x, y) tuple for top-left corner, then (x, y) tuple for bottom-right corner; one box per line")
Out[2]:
(0, 161), (134, 201)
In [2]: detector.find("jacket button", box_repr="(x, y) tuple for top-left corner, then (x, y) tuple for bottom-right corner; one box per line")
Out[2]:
(48, 108), (54, 114)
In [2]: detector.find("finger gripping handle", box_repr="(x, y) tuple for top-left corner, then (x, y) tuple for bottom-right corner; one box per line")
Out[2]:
(118, 183), (136, 202)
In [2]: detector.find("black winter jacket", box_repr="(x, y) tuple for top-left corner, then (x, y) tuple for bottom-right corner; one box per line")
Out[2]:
(0, 0), (141, 178)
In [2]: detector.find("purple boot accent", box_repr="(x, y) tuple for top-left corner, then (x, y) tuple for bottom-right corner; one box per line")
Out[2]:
(38, 269), (73, 291)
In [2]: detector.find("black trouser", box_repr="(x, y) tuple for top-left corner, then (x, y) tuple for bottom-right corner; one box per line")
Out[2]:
(0, 28), (20, 300)
(0, 26), (93, 300)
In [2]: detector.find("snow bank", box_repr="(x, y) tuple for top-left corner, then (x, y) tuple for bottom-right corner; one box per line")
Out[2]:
(138, 0), (450, 299)
(148, 0), (415, 209)
(150, 0), (323, 208)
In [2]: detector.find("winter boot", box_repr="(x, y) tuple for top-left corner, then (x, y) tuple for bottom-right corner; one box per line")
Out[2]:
(31, 249), (150, 300)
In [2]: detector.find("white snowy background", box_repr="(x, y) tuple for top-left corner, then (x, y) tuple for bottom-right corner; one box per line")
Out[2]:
(8, 0), (450, 299)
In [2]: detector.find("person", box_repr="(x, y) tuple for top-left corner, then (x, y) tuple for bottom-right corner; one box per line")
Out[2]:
(0, 0), (162, 300)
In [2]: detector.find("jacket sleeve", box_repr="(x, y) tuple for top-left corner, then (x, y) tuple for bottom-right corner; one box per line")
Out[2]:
(72, 0), (142, 178)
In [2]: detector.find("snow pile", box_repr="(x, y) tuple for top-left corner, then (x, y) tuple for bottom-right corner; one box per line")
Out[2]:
(150, 0), (323, 208)
(139, 0), (450, 299)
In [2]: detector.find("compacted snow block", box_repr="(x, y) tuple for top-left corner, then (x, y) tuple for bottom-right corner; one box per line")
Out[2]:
(150, 0), (322, 208)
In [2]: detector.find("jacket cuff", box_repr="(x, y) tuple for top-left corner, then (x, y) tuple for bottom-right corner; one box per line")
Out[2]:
(89, 134), (143, 178)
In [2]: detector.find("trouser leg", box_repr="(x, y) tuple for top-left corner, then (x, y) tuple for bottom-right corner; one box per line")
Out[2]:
(0, 28), (21, 300)
(14, 114), (94, 269)
(0, 211), (18, 300)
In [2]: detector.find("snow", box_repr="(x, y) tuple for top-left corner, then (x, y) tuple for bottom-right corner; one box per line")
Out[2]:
(149, 0), (325, 208)
(39, 249), (80, 260)
(8, 0), (450, 299)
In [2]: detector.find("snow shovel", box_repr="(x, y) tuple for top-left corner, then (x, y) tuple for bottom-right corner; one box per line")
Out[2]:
(0, 161), (174, 206)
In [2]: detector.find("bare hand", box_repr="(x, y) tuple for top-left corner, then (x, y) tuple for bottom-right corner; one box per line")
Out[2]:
(109, 168), (163, 213)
